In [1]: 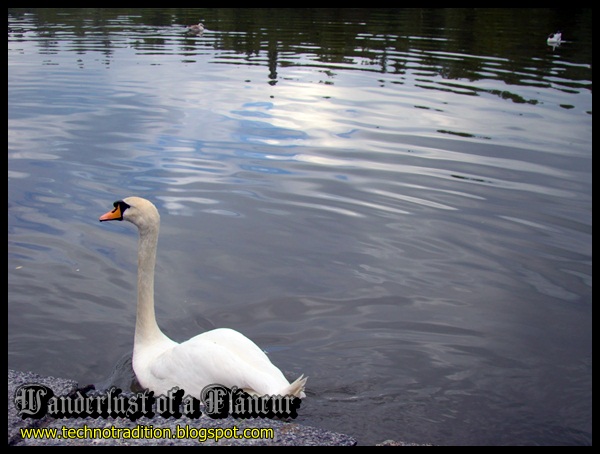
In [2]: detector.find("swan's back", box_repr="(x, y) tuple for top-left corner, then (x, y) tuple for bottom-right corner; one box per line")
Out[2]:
(139, 328), (305, 398)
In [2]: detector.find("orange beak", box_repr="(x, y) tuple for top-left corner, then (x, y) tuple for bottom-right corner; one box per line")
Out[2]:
(99, 204), (124, 222)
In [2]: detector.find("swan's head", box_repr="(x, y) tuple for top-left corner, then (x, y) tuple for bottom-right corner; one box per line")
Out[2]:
(99, 196), (160, 231)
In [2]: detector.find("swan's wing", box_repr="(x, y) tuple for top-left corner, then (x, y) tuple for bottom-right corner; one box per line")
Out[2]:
(149, 328), (291, 397)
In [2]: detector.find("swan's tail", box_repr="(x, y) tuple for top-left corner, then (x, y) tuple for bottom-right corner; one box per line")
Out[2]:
(279, 374), (308, 398)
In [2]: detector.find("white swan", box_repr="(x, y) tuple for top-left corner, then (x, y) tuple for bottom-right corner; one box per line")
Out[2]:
(99, 196), (306, 398)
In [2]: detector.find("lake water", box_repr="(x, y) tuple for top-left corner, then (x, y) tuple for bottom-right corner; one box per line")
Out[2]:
(8, 8), (592, 445)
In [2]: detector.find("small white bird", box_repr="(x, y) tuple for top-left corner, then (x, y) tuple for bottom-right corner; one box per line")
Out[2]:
(186, 22), (205, 34)
(99, 197), (307, 398)
(547, 31), (562, 45)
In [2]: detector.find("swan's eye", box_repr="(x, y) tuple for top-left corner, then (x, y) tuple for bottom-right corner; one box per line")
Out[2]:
(100, 200), (130, 222)
(113, 200), (131, 214)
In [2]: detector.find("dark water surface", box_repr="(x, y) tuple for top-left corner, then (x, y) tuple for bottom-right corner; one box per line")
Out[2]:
(8, 9), (592, 445)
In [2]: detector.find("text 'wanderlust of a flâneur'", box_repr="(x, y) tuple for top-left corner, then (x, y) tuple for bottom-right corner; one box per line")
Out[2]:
(14, 383), (302, 421)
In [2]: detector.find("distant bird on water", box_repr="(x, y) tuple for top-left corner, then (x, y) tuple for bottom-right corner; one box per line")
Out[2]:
(186, 22), (205, 34)
(547, 31), (562, 45)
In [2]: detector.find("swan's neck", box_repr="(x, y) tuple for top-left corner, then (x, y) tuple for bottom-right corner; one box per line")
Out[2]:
(135, 223), (169, 346)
